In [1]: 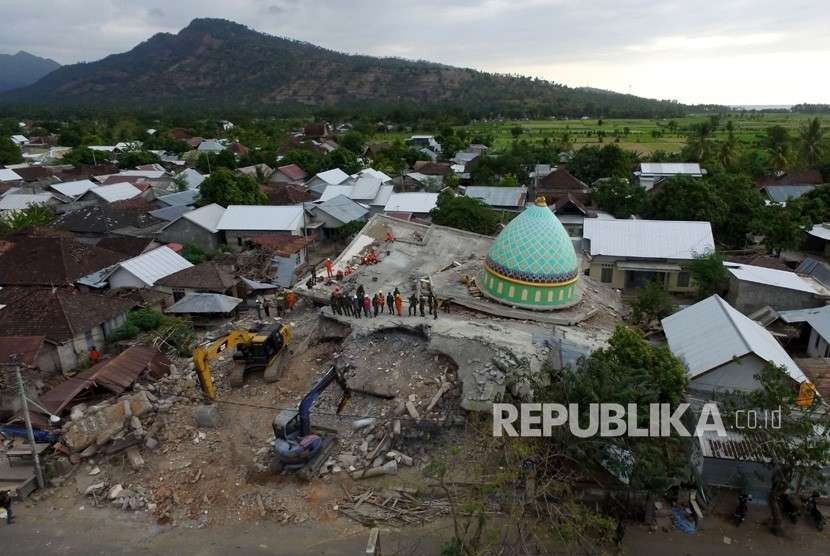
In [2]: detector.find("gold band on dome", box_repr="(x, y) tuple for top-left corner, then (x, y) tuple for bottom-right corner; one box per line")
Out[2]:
(534, 196), (547, 207)
(484, 262), (578, 287)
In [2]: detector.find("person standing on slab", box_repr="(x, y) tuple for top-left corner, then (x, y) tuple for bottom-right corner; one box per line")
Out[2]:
(386, 291), (395, 314)
(408, 293), (418, 316)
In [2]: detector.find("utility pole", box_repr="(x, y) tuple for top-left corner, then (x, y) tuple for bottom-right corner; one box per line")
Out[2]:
(14, 363), (45, 489)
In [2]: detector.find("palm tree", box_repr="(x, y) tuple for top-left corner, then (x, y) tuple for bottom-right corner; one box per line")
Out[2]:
(765, 125), (791, 172)
(685, 122), (713, 161)
(718, 132), (739, 169)
(799, 117), (824, 166)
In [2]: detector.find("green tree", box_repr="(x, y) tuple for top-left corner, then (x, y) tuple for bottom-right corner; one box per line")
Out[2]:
(646, 175), (726, 225)
(758, 204), (806, 255)
(0, 138), (23, 165)
(799, 117), (824, 166)
(708, 172), (765, 248)
(196, 150), (237, 173)
(430, 192), (499, 235)
(62, 147), (105, 165)
(722, 363), (830, 535)
(765, 125), (792, 172)
(629, 280), (674, 326)
(279, 149), (322, 175)
(181, 243), (208, 264)
(568, 144), (638, 184)
(687, 251), (728, 298)
(118, 149), (160, 168)
(321, 148), (361, 175)
(339, 130), (366, 155)
(510, 125), (524, 139)
(592, 177), (647, 218)
(197, 168), (266, 207)
(171, 173), (188, 192)
(683, 121), (714, 162)
(541, 326), (690, 494)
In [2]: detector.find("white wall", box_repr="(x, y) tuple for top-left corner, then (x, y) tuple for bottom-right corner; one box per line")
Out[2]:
(108, 268), (147, 289)
(689, 354), (768, 395)
(808, 328), (830, 358)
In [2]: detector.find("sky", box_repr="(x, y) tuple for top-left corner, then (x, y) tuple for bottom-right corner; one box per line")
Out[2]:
(0, 0), (828, 105)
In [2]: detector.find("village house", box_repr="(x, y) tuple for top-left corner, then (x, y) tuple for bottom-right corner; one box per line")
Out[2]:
(550, 193), (611, 239)
(49, 179), (99, 199)
(92, 246), (193, 289)
(534, 167), (589, 203)
(164, 292), (243, 325)
(305, 194), (369, 237)
(763, 184), (815, 205)
(269, 163), (308, 186)
(806, 223), (830, 256)
(52, 199), (166, 240)
(157, 203), (225, 252)
(383, 192), (439, 221)
(756, 169), (824, 188)
(0, 192), (59, 217)
(174, 168), (205, 190)
(251, 235), (315, 287)
(777, 305), (830, 358)
(463, 186), (527, 212)
(0, 336), (47, 417)
(0, 235), (127, 287)
(261, 183), (316, 206)
(724, 262), (828, 314)
(582, 219), (714, 292)
(662, 294), (808, 396)
(0, 168), (23, 184)
(216, 204), (306, 248)
(316, 176), (394, 213)
(306, 168), (351, 196)
(0, 286), (136, 373)
(154, 261), (239, 303)
(76, 182), (143, 204)
(634, 162), (704, 190)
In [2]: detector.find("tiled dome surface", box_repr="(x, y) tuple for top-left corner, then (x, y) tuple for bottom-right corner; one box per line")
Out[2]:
(485, 200), (578, 284)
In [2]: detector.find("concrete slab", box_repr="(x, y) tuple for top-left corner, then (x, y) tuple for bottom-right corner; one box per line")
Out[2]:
(320, 307), (543, 411)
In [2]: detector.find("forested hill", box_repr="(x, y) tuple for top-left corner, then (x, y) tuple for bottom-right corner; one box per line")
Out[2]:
(0, 18), (688, 118)
(0, 51), (61, 92)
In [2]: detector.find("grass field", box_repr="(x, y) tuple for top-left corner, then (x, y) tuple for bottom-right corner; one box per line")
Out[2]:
(456, 113), (823, 155)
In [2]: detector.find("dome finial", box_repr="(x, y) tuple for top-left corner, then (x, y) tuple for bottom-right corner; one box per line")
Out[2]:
(534, 196), (547, 207)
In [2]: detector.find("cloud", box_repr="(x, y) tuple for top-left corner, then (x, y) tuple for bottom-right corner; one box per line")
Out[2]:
(626, 33), (785, 53)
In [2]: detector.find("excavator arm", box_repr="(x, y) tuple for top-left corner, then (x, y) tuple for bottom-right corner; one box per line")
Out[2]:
(192, 330), (256, 400)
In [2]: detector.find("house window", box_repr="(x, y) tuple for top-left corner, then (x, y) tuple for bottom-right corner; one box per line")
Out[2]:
(676, 271), (691, 288)
(237, 236), (243, 246)
(173, 289), (185, 302)
(600, 266), (613, 283)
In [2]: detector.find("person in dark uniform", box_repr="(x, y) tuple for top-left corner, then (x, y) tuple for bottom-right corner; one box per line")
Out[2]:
(419, 296), (426, 317)
(433, 296), (439, 320)
(386, 291), (395, 314)
(330, 291), (340, 315)
(427, 292), (435, 315)
(408, 293), (418, 316)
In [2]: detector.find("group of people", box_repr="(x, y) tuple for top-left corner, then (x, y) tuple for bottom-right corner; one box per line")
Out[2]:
(254, 290), (297, 320)
(330, 284), (443, 320)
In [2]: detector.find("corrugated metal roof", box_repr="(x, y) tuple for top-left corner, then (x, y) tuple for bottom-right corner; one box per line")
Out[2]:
(698, 429), (775, 462)
(149, 204), (191, 222)
(165, 292), (242, 314)
(87, 182), (142, 203)
(778, 305), (830, 324)
(358, 168), (392, 183)
(314, 168), (350, 185)
(315, 194), (369, 224)
(117, 246), (193, 286)
(384, 192), (439, 214)
(216, 204), (304, 232)
(0, 193), (54, 211)
(182, 203), (225, 233)
(808, 224), (830, 241)
(661, 294), (806, 383)
(176, 168), (204, 190)
(0, 168), (23, 182)
(796, 257), (830, 288)
(764, 185), (815, 203)
(318, 185), (354, 202)
(583, 219), (714, 260)
(465, 186), (527, 207)
(638, 162), (703, 175)
(350, 175), (382, 200)
(807, 310), (830, 343)
(111, 170), (166, 179)
(197, 140), (225, 152)
(158, 189), (199, 207)
(372, 185), (394, 207)
(725, 262), (817, 294)
(50, 179), (97, 198)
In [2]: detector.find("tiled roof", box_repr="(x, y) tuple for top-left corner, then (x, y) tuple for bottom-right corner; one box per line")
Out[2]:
(0, 236), (127, 286)
(0, 336), (45, 367)
(537, 167), (589, 192)
(261, 184), (315, 205)
(53, 201), (162, 234)
(756, 170), (824, 187)
(155, 261), (237, 291)
(276, 164), (308, 181)
(95, 237), (155, 258)
(0, 287), (135, 343)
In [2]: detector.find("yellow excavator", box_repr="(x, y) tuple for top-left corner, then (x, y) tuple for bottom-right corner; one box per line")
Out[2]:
(192, 323), (292, 400)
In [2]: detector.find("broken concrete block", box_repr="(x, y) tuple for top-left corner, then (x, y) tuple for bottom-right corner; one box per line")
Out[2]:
(70, 404), (86, 422)
(405, 401), (420, 420)
(194, 404), (221, 428)
(126, 447), (144, 470)
(108, 484), (124, 500)
(80, 445), (97, 459)
(88, 466), (101, 476)
(85, 482), (106, 496)
(144, 437), (159, 450)
(352, 418), (376, 430)
(386, 450), (414, 466)
(352, 460), (398, 480)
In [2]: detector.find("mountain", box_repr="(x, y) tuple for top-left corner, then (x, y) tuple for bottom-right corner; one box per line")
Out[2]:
(0, 19), (686, 117)
(0, 51), (61, 92)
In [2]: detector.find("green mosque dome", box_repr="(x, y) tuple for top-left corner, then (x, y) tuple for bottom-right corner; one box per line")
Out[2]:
(479, 197), (581, 310)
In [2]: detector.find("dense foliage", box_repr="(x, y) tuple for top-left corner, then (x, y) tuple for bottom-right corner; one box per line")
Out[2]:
(197, 168), (266, 207)
(430, 192), (500, 235)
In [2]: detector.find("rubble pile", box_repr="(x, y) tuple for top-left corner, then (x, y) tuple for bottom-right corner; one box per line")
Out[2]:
(338, 486), (451, 526)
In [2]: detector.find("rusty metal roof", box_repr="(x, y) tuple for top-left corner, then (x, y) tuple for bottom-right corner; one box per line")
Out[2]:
(0, 336), (45, 367)
(38, 345), (170, 414)
(794, 357), (830, 400)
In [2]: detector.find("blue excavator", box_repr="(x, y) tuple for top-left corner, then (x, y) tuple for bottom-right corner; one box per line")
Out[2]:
(271, 364), (351, 479)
